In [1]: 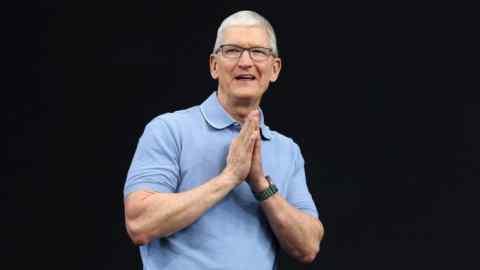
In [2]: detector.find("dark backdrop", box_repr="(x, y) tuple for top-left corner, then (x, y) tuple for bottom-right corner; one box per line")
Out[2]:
(6, 1), (479, 269)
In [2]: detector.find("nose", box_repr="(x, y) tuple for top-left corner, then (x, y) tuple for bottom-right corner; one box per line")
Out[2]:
(237, 50), (253, 68)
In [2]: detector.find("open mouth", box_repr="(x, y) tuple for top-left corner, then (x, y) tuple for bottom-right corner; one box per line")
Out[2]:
(235, 74), (256, 81)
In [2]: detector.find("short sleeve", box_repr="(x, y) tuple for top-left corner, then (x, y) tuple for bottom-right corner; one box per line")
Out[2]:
(123, 117), (180, 197)
(285, 142), (319, 218)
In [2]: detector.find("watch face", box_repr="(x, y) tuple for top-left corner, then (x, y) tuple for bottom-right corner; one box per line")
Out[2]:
(265, 175), (272, 184)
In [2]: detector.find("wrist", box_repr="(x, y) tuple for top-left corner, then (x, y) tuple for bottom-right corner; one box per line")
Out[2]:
(221, 167), (243, 184)
(252, 175), (278, 202)
(249, 175), (270, 193)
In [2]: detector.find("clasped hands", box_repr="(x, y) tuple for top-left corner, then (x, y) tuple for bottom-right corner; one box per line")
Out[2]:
(223, 110), (269, 193)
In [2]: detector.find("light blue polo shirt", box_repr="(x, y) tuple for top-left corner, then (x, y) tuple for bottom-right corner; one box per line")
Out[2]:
(124, 91), (318, 270)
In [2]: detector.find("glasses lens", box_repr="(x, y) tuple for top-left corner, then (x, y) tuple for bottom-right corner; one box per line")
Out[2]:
(222, 45), (242, 58)
(250, 48), (270, 61)
(220, 45), (272, 61)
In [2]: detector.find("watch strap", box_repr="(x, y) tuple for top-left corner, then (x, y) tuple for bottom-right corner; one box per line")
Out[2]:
(254, 175), (278, 201)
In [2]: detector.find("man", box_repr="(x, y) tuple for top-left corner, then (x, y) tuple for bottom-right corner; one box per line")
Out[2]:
(123, 10), (324, 269)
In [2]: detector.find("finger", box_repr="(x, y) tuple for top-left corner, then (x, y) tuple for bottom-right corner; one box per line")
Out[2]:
(252, 130), (261, 155)
(240, 113), (256, 143)
(237, 119), (250, 145)
(253, 116), (259, 132)
(254, 130), (261, 158)
(252, 109), (260, 117)
(251, 110), (260, 131)
(239, 110), (260, 145)
(246, 129), (257, 154)
(247, 110), (260, 134)
(248, 109), (259, 121)
(239, 111), (255, 135)
(249, 109), (259, 119)
(250, 137), (258, 164)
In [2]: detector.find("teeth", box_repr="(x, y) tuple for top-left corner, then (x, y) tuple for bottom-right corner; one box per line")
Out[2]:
(236, 75), (254, 79)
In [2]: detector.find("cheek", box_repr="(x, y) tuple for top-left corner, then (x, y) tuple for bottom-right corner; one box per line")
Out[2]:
(259, 66), (274, 81)
(220, 65), (235, 79)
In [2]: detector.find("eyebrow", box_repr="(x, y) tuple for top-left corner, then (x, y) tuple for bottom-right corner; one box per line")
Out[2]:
(223, 44), (271, 49)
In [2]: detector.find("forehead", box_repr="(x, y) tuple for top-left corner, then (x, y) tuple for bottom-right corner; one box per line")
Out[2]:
(222, 26), (270, 48)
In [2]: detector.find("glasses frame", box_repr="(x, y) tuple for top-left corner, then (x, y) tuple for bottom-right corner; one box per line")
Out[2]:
(216, 44), (275, 61)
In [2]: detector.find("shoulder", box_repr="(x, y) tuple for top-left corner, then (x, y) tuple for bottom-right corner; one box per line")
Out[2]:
(138, 105), (202, 153)
(268, 128), (303, 158)
(146, 105), (201, 131)
(138, 105), (202, 148)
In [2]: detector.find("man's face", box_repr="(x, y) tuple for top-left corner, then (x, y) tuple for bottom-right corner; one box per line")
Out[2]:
(210, 26), (282, 102)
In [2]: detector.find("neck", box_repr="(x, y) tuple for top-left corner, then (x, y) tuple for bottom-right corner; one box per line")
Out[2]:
(217, 90), (261, 124)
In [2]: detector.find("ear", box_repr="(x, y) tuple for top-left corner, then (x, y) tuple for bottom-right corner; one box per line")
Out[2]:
(269, 57), (282, 82)
(209, 54), (218, 80)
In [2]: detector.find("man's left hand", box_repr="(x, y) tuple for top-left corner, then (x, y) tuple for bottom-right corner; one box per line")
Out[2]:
(247, 130), (269, 193)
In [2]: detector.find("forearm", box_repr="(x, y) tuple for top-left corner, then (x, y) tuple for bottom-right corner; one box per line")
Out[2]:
(260, 193), (324, 263)
(125, 171), (238, 244)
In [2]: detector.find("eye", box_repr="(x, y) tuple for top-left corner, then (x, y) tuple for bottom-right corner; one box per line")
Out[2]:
(251, 48), (268, 56)
(225, 47), (242, 54)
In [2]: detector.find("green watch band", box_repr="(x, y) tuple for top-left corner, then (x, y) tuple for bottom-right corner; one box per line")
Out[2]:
(254, 175), (278, 201)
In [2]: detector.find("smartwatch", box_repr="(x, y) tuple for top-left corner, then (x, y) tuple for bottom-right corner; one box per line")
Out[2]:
(254, 175), (278, 202)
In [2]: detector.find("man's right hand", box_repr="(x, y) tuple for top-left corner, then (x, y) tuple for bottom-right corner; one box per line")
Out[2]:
(223, 110), (260, 184)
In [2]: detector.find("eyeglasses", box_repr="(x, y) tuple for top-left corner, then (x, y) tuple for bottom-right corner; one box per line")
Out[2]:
(216, 44), (274, 61)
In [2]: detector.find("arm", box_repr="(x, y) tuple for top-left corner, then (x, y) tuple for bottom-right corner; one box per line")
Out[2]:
(248, 136), (324, 263)
(124, 171), (238, 245)
(124, 111), (260, 245)
(252, 177), (324, 263)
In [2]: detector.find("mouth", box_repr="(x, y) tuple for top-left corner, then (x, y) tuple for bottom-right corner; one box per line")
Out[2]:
(234, 74), (256, 81)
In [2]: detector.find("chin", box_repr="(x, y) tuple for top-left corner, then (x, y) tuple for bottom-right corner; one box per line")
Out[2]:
(232, 88), (261, 100)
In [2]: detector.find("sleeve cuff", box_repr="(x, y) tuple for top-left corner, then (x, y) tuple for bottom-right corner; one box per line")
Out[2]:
(123, 181), (175, 198)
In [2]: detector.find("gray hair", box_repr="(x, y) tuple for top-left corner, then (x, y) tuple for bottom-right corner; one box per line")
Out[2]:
(213, 10), (279, 56)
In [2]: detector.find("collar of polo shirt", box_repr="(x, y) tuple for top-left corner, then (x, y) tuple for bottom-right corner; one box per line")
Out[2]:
(200, 91), (272, 140)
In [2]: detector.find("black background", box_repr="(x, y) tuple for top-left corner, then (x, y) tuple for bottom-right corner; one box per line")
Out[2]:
(6, 1), (479, 269)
